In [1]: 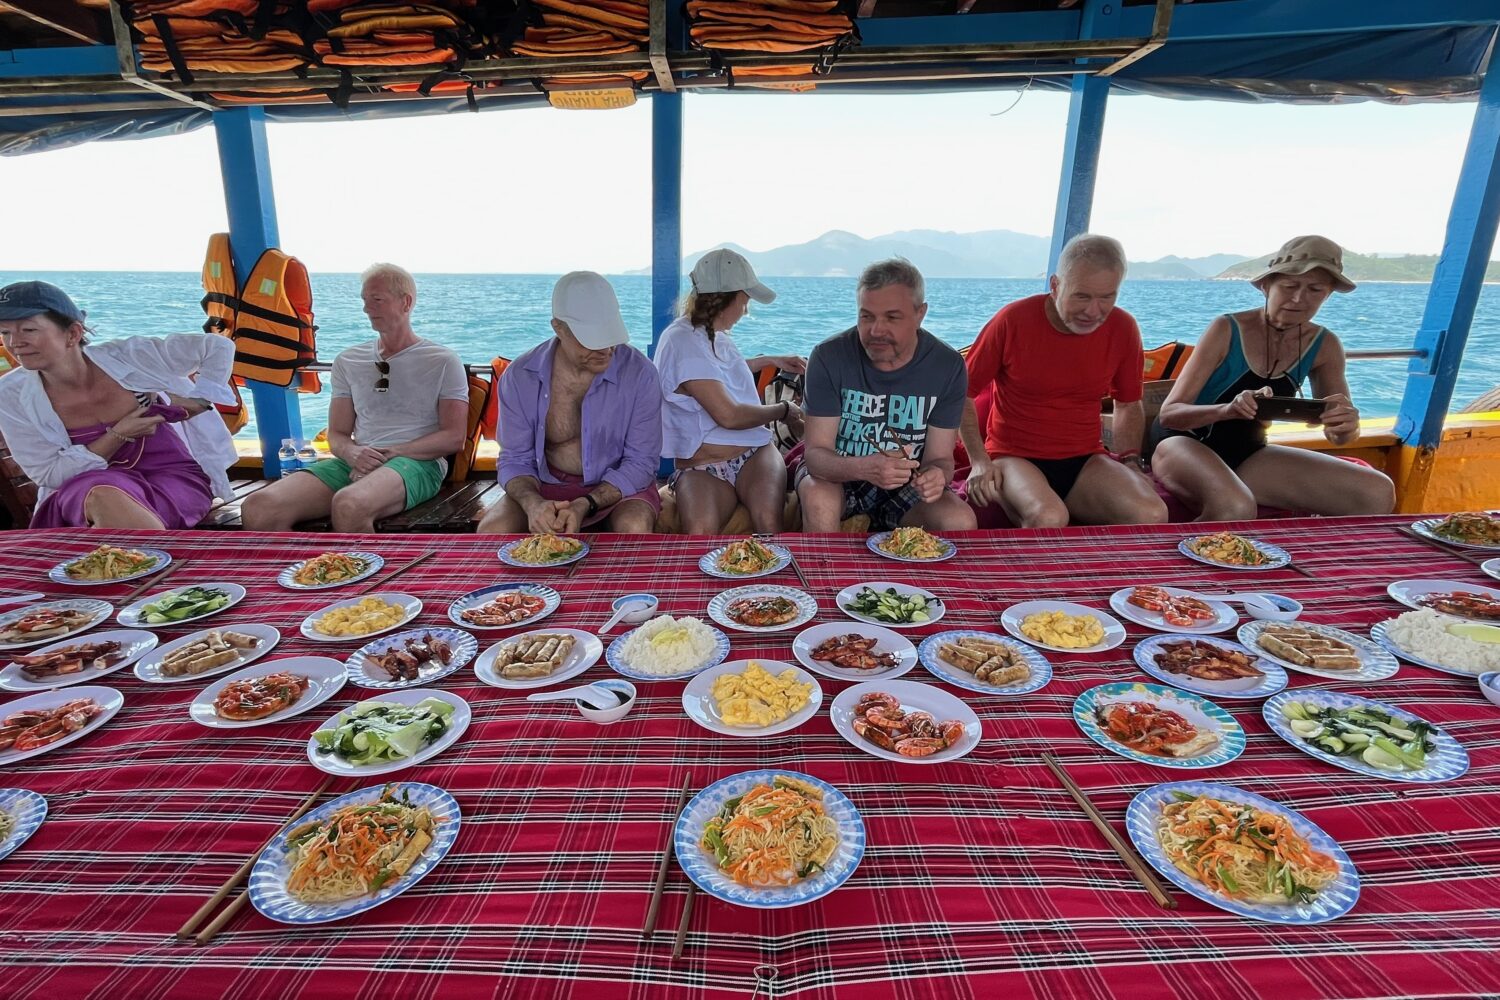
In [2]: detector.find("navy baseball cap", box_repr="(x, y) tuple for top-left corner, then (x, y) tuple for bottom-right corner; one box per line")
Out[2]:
(0, 281), (86, 322)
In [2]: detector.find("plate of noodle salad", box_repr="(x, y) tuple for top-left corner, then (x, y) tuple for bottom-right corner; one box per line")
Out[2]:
(278, 551), (383, 590)
(867, 527), (956, 563)
(1126, 780), (1359, 924)
(248, 782), (461, 925)
(674, 769), (865, 909)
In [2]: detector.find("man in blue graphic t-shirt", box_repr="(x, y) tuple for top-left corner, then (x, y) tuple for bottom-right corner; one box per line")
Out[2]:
(797, 258), (977, 532)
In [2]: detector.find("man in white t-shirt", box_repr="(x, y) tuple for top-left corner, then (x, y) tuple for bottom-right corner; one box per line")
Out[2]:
(241, 263), (470, 532)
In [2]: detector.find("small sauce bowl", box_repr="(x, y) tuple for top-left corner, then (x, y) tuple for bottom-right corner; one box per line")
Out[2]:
(1479, 672), (1500, 709)
(1243, 593), (1303, 622)
(578, 679), (637, 725)
(615, 593), (659, 624)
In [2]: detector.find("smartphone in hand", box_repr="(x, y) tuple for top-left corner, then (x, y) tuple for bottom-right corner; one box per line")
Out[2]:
(1255, 396), (1326, 424)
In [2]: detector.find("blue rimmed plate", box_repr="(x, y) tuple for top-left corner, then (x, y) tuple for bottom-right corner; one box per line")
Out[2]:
(0, 788), (47, 863)
(346, 627), (478, 689)
(699, 541), (792, 580)
(866, 531), (957, 563)
(1369, 618), (1494, 678)
(48, 547), (171, 587)
(446, 584), (559, 631)
(1411, 516), (1500, 551)
(1237, 620), (1399, 683)
(605, 621), (731, 681)
(248, 782), (461, 925)
(1178, 535), (1292, 571)
(278, 551), (384, 590)
(1483, 558), (1500, 582)
(497, 536), (589, 569)
(674, 769), (864, 909)
(707, 585), (817, 634)
(1132, 634), (1288, 700)
(1262, 690), (1470, 783)
(917, 630), (1051, 695)
(1126, 781), (1360, 924)
(1073, 682), (1246, 769)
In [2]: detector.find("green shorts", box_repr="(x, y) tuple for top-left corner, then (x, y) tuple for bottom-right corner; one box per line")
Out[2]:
(302, 456), (445, 510)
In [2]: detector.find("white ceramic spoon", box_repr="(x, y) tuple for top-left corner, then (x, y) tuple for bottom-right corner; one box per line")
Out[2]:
(526, 683), (619, 710)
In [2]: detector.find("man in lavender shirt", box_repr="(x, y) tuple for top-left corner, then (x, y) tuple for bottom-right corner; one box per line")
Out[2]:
(478, 272), (664, 534)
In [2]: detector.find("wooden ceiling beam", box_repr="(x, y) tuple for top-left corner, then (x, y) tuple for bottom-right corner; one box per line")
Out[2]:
(3, 0), (110, 44)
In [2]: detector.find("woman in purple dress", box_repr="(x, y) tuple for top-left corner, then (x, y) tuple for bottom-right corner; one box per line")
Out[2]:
(0, 281), (239, 529)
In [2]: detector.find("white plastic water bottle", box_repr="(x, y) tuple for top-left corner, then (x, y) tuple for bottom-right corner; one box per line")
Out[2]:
(297, 440), (319, 470)
(278, 438), (299, 479)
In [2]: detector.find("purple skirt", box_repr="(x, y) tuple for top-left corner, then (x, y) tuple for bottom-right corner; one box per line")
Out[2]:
(32, 422), (215, 530)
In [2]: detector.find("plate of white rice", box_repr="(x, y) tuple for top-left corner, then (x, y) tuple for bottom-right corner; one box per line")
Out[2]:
(606, 615), (731, 681)
(1371, 609), (1500, 677)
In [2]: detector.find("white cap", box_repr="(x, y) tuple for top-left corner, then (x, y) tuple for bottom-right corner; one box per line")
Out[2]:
(690, 248), (776, 304)
(552, 271), (630, 350)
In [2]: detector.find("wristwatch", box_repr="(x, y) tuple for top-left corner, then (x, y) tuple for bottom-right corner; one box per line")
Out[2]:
(583, 493), (600, 518)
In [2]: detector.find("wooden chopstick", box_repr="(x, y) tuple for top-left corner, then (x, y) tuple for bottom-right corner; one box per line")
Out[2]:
(1393, 524), (1491, 566)
(178, 775), (335, 942)
(672, 885), (697, 959)
(644, 771), (693, 936)
(787, 554), (810, 590)
(1041, 755), (1176, 910)
(122, 558), (188, 603)
(1283, 560), (1316, 579)
(357, 551), (434, 594)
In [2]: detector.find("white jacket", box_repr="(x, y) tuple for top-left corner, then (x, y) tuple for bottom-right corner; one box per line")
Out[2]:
(0, 333), (240, 504)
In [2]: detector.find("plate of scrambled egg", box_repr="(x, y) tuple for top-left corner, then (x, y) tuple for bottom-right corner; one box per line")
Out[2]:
(301, 593), (423, 643)
(682, 659), (823, 737)
(1001, 601), (1126, 653)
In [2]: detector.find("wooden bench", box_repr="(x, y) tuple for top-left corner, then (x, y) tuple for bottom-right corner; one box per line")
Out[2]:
(195, 476), (501, 532)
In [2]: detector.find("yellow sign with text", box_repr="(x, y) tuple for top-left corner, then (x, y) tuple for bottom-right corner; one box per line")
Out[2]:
(548, 88), (637, 111)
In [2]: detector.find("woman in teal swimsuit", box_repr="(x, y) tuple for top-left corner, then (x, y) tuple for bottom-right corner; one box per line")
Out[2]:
(1151, 236), (1395, 521)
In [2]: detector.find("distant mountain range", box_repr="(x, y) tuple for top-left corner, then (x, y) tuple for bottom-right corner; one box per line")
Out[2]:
(632, 229), (1499, 283)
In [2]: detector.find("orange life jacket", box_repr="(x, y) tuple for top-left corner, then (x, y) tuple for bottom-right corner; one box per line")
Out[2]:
(450, 367), (492, 482)
(200, 233), (321, 394)
(479, 356), (511, 441)
(1143, 341), (1195, 380)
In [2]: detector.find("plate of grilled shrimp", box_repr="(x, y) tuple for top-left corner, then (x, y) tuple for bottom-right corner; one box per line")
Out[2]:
(1237, 620), (1399, 683)
(474, 628), (603, 690)
(791, 623), (918, 682)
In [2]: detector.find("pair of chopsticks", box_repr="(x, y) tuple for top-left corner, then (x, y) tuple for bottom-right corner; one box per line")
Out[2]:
(1042, 755), (1175, 910)
(120, 558), (188, 603)
(644, 772), (696, 958)
(176, 776), (335, 944)
(1393, 524), (1491, 566)
(356, 551), (434, 594)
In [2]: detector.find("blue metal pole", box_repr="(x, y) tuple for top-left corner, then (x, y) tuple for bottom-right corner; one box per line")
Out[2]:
(1044, 0), (1118, 281)
(211, 107), (303, 476)
(649, 90), (683, 360)
(1394, 62), (1500, 450)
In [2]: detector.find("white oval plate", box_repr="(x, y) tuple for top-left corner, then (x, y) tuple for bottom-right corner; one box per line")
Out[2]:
(1108, 586), (1237, 635)
(698, 542), (792, 580)
(0, 685), (123, 767)
(865, 531), (957, 563)
(1368, 618), (1495, 678)
(0, 788), (47, 863)
(829, 679), (981, 765)
(446, 584), (560, 631)
(1132, 634), (1288, 700)
(681, 659), (823, 737)
(791, 622), (917, 682)
(117, 582), (246, 629)
(708, 585), (818, 634)
(1483, 558), (1500, 582)
(0, 600), (113, 651)
(345, 627), (478, 690)
(1127, 781), (1359, 924)
(306, 688), (471, 777)
(605, 622), (731, 681)
(1262, 689), (1469, 783)
(48, 547), (171, 586)
(301, 592), (423, 644)
(189, 656), (348, 729)
(497, 536), (589, 569)
(834, 582), (945, 630)
(0, 628), (157, 692)
(473, 628), (604, 690)
(277, 551), (384, 590)
(1237, 619), (1399, 683)
(1074, 682), (1246, 769)
(1411, 516), (1500, 551)
(133, 623), (282, 685)
(675, 769), (864, 909)
(1178, 535), (1293, 570)
(1000, 600), (1126, 653)
(916, 630), (1052, 696)
(248, 782), (460, 925)
(1385, 578), (1500, 623)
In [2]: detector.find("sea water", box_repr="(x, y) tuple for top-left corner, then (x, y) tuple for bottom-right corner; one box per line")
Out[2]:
(5, 270), (1498, 441)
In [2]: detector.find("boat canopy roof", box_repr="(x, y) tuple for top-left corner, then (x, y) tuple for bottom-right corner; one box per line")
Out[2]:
(0, 0), (1496, 155)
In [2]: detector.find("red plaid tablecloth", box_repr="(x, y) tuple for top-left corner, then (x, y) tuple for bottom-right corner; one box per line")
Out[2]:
(1, 518), (1497, 999)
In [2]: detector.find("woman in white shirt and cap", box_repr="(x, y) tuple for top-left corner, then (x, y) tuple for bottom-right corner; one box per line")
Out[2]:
(655, 249), (806, 534)
(0, 281), (238, 529)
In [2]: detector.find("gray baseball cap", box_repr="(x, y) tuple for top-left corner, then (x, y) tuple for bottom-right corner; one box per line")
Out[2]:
(0, 281), (86, 322)
(690, 248), (776, 304)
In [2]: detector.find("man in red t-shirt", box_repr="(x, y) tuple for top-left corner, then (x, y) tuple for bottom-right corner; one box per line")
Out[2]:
(959, 234), (1167, 527)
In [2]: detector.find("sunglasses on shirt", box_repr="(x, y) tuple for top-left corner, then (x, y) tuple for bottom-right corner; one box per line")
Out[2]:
(375, 359), (390, 393)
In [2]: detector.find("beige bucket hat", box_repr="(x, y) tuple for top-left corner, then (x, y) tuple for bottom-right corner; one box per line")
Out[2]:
(1251, 235), (1356, 293)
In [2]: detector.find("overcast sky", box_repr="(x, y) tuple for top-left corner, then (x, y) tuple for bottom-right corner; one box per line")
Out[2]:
(0, 88), (1482, 273)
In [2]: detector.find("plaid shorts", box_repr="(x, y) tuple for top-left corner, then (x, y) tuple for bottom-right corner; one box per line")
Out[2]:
(841, 480), (923, 531)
